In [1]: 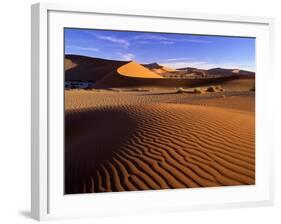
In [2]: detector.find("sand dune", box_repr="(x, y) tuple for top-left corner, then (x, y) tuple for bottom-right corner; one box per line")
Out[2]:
(65, 92), (255, 194)
(64, 55), (255, 194)
(220, 79), (255, 91)
(187, 95), (255, 112)
(117, 61), (163, 78)
(65, 58), (78, 70)
(142, 62), (177, 74)
(65, 55), (128, 83)
(208, 67), (255, 77)
(162, 66), (177, 72)
(151, 68), (169, 74)
(94, 74), (244, 89)
(65, 55), (163, 82)
(65, 55), (255, 89)
(65, 89), (255, 112)
(150, 66), (177, 75)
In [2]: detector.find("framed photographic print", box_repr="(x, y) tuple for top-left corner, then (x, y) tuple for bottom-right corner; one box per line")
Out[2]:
(31, 2), (274, 221)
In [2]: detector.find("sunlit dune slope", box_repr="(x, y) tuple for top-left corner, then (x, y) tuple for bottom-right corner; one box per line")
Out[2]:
(65, 58), (78, 70)
(65, 102), (255, 194)
(94, 61), (165, 88)
(117, 61), (163, 78)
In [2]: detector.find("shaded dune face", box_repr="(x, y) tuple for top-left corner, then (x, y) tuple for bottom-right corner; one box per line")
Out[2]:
(65, 55), (128, 83)
(65, 108), (137, 194)
(65, 103), (255, 194)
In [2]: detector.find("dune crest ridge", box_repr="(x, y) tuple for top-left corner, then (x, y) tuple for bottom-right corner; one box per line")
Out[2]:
(117, 61), (163, 78)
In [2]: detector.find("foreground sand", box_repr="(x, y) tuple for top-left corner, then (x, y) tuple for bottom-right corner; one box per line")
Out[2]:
(65, 90), (255, 194)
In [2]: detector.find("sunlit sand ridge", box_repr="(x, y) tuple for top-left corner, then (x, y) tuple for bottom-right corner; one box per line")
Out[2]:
(65, 91), (255, 194)
(117, 61), (164, 78)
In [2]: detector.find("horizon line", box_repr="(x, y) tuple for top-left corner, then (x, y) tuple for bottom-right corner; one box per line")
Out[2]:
(65, 53), (256, 72)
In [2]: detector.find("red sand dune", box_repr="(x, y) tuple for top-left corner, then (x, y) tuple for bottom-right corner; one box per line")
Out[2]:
(65, 91), (255, 194)
(65, 55), (255, 89)
(220, 79), (255, 91)
(65, 55), (128, 83)
(64, 55), (255, 195)
(117, 61), (163, 78)
(142, 62), (177, 74)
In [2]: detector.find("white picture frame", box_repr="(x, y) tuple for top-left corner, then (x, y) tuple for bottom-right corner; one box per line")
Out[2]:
(31, 2), (274, 221)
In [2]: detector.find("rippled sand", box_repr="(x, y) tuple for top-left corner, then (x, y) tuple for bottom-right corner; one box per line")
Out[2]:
(65, 89), (255, 194)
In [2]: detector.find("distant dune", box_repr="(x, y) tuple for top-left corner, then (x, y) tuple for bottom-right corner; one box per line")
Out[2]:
(142, 62), (163, 70)
(142, 62), (177, 74)
(65, 91), (255, 194)
(65, 55), (255, 89)
(151, 67), (177, 74)
(207, 67), (255, 78)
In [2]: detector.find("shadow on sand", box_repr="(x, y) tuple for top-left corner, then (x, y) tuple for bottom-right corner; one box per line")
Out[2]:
(65, 108), (137, 194)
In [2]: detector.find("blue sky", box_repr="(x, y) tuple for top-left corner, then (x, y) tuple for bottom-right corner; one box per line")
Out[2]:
(65, 28), (255, 71)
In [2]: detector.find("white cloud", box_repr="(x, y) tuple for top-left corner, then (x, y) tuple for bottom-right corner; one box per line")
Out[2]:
(180, 38), (212, 44)
(96, 35), (130, 48)
(117, 52), (135, 61)
(134, 34), (174, 45)
(137, 40), (152, 44)
(134, 34), (212, 45)
(164, 57), (195, 62)
(84, 31), (130, 48)
(69, 46), (100, 52)
(160, 41), (174, 45)
(134, 34), (168, 41)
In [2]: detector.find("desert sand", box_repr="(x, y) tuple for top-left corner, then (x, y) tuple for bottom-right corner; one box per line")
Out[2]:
(64, 55), (255, 194)
(65, 89), (255, 194)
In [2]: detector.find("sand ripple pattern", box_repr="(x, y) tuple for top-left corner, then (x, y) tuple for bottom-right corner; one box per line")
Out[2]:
(65, 102), (255, 194)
